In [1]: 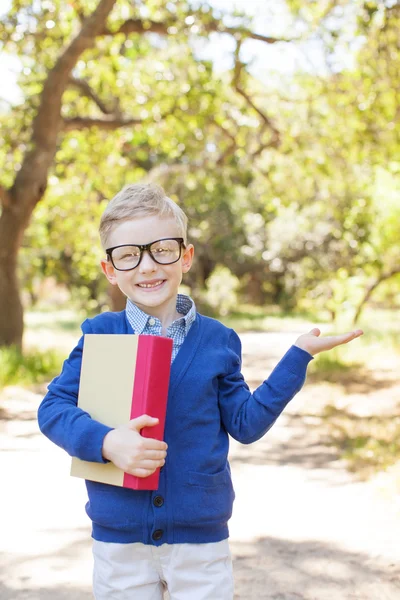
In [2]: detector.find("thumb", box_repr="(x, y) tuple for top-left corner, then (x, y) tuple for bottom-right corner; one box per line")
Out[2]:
(309, 328), (321, 337)
(128, 414), (159, 432)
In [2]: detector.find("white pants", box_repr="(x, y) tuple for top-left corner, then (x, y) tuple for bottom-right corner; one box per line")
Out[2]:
(92, 539), (234, 600)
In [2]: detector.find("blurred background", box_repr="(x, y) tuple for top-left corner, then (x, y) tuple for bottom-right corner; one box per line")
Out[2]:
(1, 0), (400, 467)
(1, 0), (400, 471)
(1, 2), (400, 598)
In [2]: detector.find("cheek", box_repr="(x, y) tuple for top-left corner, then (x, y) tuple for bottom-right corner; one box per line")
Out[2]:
(116, 273), (132, 288)
(165, 264), (183, 279)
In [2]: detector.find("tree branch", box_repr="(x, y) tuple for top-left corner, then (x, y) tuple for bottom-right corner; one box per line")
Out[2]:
(222, 27), (287, 44)
(213, 120), (238, 166)
(101, 17), (288, 45)
(353, 268), (400, 325)
(62, 95), (180, 133)
(213, 119), (237, 144)
(68, 77), (114, 114)
(62, 116), (142, 131)
(32, 0), (117, 148)
(12, 0), (117, 211)
(233, 42), (280, 149)
(251, 123), (270, 158)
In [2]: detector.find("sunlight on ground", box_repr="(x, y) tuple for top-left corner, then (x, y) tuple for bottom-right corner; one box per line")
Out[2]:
(24, 310), (82, 353)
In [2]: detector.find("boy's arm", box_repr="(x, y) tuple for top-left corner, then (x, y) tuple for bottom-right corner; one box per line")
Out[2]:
(218, 330), (313, 445)
(218, 327), (363, 445)
(37, 325), (113, 463)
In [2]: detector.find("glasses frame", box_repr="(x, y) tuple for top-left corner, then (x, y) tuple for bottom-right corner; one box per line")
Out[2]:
(106, 237), (186, 271)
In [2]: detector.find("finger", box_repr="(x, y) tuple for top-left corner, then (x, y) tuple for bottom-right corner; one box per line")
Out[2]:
(129, 467), (157, 478)
(128, 414), (159, 431)
(308, 328), (321, 337)
(338, 329), (364, 344)
(332, 330), (363, 344)
(130, 458), (165, 472)
(143, 449), (167, 460)
(141, 438), (168, 451)
(323, 330), (363, 349)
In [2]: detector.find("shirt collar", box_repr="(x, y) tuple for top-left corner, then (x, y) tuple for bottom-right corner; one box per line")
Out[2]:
(126, 294), (196, 335)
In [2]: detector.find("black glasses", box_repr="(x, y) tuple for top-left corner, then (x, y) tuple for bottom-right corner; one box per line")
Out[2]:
(106, 238), (185, 271)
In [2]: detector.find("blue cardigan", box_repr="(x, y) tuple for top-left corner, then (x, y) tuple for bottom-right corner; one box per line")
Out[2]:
(38, 310), (312, 545)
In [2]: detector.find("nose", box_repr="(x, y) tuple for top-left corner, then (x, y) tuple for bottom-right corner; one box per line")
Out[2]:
(138, 250), (157, 273)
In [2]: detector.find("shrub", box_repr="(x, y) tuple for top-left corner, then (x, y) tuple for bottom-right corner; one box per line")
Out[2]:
(0, 346), (62, 389)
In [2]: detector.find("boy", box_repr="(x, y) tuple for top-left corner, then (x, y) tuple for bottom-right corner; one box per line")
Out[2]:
(38, 183), (363, 599)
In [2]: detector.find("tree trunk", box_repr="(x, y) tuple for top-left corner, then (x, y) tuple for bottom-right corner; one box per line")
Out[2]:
(0, 0), (117, 349)
(352, 268), (400, 325)
(0, 206), (26, 347)
(245, 271), (266, 305)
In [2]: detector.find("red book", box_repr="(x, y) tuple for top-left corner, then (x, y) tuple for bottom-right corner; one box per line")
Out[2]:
(71, 334), (172, 490)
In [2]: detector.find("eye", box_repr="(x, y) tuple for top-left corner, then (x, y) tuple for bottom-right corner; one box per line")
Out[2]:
(113, 247), (140, 261)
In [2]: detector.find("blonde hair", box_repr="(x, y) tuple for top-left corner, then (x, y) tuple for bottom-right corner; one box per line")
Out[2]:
(99, 183), (188, 249)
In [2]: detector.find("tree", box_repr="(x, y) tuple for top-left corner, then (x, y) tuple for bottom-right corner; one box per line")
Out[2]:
(0, 0), (285, 347)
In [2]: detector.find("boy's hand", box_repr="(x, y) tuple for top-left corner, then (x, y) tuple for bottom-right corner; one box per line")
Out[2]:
(102, 414), (167, 478)
(294, 327), (363, 356)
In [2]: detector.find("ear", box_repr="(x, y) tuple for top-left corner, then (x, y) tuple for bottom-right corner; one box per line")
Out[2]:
(181, 244), (194, 274)
(100, 258), (119, 285)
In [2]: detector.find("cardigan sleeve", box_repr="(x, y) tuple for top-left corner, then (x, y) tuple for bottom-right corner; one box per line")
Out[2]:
(37, 319), (113, 463)
(218, 329), (313, 444)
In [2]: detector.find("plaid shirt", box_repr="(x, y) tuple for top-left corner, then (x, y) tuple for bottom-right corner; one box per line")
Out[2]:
(125, 294), (196, 363)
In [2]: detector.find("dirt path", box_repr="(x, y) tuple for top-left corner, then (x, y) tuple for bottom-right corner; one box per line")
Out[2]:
(1, 330), (399, 599)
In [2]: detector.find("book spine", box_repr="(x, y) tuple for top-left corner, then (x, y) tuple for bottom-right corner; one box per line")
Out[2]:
(123, 335), (172, 491)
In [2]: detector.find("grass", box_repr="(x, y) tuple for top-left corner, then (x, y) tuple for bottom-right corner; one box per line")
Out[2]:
(24, 308), (83, 334)
(321, 406), (400, 479)
(308, 351), (362, 381)
(0, 345), (63, 389)
(221, 304), (322, 333)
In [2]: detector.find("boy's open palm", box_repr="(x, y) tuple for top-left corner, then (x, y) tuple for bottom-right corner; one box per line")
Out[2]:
(294, 327), (363, 356)
(102, 415), (167, 478)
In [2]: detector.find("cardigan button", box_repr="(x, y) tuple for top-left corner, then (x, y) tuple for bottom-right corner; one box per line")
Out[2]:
(152, 529), (164, 541)
(153, 495), (164, 507)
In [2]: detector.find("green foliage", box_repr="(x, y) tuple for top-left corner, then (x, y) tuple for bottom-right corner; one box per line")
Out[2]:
(356, 307), (400, 352)
(0, 0), (269, 311)
(1, 0), (400, 317)
(204, 265), (240, 316)
(0, 346), (63, 389)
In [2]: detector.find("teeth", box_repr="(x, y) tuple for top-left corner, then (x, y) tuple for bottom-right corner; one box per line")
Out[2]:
(138, 281), (163, 288)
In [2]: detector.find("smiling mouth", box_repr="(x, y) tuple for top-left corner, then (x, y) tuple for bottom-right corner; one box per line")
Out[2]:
(137, 280), (165, 289)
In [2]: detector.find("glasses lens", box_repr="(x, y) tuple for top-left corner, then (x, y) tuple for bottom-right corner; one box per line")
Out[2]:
(150, 239), (181, 264)
(111, 246), (141, 270)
